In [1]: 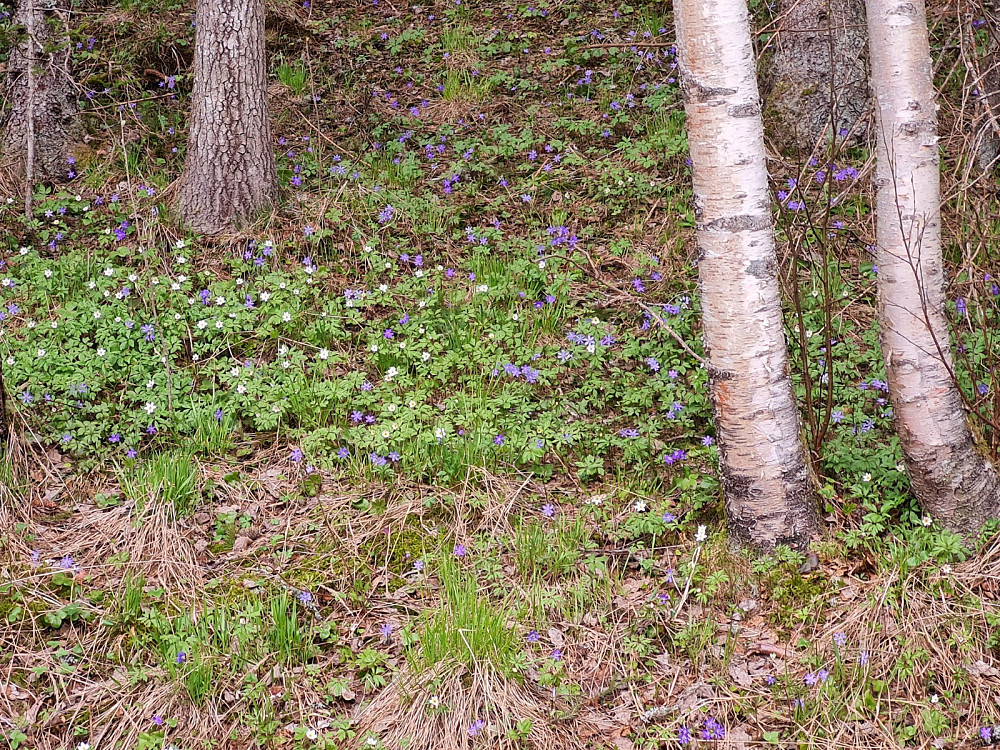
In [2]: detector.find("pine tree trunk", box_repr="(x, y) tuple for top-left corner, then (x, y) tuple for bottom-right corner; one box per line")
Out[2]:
(674, 0), (820, 550)
(970, 5), (1000, 173)
(1, 0), (81, 183)
(176, 0), (276, 235)
(868, 0), (1000, 534)
(973, 47), (1000, 173)
(763, 0), (870, 153)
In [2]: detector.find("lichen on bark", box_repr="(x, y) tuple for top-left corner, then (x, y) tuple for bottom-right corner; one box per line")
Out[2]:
(1, 0), (82, 183)
(762, 0), (870, 154)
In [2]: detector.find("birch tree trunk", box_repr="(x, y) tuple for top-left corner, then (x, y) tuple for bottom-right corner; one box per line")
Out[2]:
(176, 0), (276, 234)
(674, 0), (820, 549)
(764, 0), (871, 154)
(868, 0), (1000, 533)
(1, 0), (81, 184)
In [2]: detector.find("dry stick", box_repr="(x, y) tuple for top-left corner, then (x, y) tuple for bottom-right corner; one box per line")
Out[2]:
(882, 117), (1000, 430)
(82, 91), (178, 112)
(579, 41), (673, 50)
(779, 202), (819, 455)
(774, 12), (859, 457)
(546, 250), (708, 368)
(950, 9), (1000, 194)
(0, 327), (7, 445)
(294, 106), (356, 159)
(24, 0), (36, 219)
(948, 12), (1000, 438)
(116, 105), (175, 418)
(670, 542), (701, 621)
(816, 5), (851, 454)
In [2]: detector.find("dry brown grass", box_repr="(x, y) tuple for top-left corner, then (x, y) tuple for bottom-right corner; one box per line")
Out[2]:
(634, 535), (1000, 750)
(353, 661), (587, 750)
(2, 448), (1000, 750)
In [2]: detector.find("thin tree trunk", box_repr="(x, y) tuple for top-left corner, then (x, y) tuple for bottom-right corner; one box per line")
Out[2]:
(868, 0), (1000, 533)
(1, 0), (80, 185)
(176, 0), (276, 234)
(24, 0), (36, 217)
(0, 357), (8, 448)
(763, 0), (870, 154)
(674, 0), (820, 550)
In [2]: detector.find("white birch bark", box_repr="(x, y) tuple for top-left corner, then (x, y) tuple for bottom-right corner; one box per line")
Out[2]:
(868, 0), (1000, 533)
(674, 0), (819, 549)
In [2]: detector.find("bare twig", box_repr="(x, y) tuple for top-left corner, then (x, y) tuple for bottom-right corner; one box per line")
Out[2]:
(546, 250), (709, 368)
(578, 41), (673, 50)
(24, 0), (36, 218)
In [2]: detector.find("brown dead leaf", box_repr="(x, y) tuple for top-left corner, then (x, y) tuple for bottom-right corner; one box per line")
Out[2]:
(966, 660), (1000, 678)
(673, 682), (715, 714)
(725, 725), (753, 749)
(840, 585), (859, 601)
(747, 642), (794, 659)
(2, 683), (31, 700)
(727, 660), (752, 688)
(548, 627), (565, 648)
(233, 536), (251, 553)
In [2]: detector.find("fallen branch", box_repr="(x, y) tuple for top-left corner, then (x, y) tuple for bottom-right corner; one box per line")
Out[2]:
(579, 41), (673, 50)
(547, 250), (709, 369)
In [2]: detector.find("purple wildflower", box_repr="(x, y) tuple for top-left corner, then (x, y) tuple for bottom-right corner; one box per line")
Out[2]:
(701, 718), (725, 741)
(468, 719), (486, 738)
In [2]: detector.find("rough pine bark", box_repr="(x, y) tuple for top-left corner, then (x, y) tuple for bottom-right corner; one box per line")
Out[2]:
(973, 47), (1000, 173)
(970, 4), (1000, 173)
(176, 0), (276, 234)
(867, 0), (1000, 533)
(1, 0), (81, 182)
(674, 0), (820, 550)
(763, 0), (870, 153)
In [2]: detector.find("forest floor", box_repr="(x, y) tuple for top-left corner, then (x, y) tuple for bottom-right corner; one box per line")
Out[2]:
(1, 0), (1000, 748)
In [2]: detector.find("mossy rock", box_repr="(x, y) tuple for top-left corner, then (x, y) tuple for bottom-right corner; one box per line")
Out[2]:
(359, 526), (429, 589)
(764, 565), (836, 633)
